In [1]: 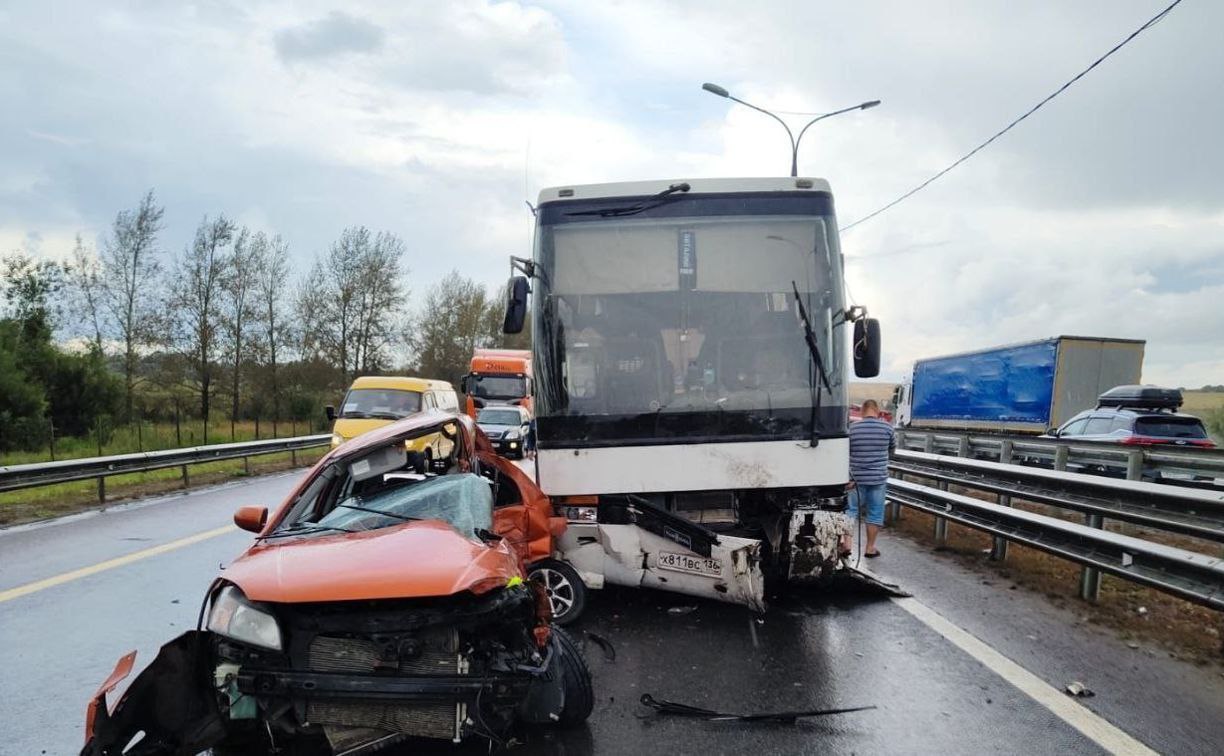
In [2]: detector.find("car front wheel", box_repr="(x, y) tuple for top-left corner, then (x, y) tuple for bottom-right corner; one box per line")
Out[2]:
(550, 626), (594, 727)
(528, 559), (586, 625)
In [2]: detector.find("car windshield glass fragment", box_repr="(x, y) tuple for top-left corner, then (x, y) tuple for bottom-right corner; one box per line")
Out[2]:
(471, 375), (526, 399)
(478, 409), (522, 425)
(316, 473), (493, 538)
(341, 388), (422, 419)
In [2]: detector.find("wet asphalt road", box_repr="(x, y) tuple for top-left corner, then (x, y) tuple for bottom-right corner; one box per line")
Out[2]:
(3, 471), (1223, 755)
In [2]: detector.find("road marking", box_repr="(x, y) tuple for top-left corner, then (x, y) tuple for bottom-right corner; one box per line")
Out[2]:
(0, 524), (237, 604)
(893, 597), (1156, 755)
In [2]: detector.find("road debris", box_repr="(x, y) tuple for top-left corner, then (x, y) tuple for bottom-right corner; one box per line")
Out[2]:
(668, 606), (697, 615)
(1064, 681), (1095, 698)
(639, 694), (876, 723)
(585, 631), (617, 662)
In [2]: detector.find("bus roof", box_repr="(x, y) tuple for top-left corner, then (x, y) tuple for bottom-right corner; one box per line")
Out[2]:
(537, 177), (832, 204)
(349, 376), (454, 392)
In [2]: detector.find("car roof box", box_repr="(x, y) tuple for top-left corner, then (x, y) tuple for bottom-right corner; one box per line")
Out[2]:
(1097, 385), (1182, 411)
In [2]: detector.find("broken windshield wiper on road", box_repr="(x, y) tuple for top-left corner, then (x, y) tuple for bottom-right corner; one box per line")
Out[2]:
(565, 182), (691, 218)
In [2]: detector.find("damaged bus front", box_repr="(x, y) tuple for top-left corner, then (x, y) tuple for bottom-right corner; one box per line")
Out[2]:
(505, 177), (881, 614)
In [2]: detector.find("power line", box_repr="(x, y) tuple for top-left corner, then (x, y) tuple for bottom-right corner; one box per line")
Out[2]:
(841, 0), (1184, 232)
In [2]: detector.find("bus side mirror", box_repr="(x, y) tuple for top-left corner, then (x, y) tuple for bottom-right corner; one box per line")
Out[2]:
(325, 405), (336, 422)
(853, 318), (881, 378)
(503, 275), (530, 334)
(459, 376), (469, 394)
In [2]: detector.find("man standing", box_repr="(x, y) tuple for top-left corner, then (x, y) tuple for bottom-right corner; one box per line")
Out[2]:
(842, 399), (895, 558)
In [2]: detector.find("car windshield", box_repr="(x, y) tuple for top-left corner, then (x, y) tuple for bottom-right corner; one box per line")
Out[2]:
(471, 375), (527, 400)
(478, 408), (522, 425)
(1135, 417), (1209, 439)
(340, 388), (422, 419)
(316, 474), (493, 538)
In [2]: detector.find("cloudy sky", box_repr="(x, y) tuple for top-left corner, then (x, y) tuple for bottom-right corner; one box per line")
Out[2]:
(3, 0), (1221, 385)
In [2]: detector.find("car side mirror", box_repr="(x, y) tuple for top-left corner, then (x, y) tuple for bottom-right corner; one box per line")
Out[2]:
(503, 275), (530, 334)
(234, 505), (268, 533)
(325, 405), (336, 422)
(1047, 427), (1059, 436)
(853, 318), (881, 378)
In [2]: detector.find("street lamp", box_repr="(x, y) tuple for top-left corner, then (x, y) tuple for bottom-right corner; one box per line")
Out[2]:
(702, 82), (880, 177)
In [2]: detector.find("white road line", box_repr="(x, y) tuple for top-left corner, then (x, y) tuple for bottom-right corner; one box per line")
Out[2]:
(0, 524), (237, 603)
(893, 597), (1157, 756)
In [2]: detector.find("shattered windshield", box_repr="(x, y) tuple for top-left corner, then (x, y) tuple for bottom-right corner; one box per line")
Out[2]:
(340, 388), (422, 419)
(317, 474), (493, 539)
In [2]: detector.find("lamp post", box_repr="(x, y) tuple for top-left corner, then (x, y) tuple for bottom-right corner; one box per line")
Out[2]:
(702, 82), (880, 176)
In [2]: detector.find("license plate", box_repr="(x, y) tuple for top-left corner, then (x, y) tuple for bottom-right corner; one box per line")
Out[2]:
(656, 552), (722, 577)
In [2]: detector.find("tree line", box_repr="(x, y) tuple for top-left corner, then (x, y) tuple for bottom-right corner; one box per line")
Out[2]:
(0, 190), (528, 453)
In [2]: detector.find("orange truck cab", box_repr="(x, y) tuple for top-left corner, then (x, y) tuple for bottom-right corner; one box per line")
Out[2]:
(461, 348), (533, 418)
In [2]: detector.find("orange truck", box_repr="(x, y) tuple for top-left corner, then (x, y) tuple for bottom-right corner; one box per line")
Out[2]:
(460, 348), (533, 418)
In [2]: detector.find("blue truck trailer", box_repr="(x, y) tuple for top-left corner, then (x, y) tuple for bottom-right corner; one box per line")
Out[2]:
(893, 336), (1145, 434)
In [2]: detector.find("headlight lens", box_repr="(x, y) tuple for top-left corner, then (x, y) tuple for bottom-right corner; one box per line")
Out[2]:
(505, 430), (521, 440)
(207, 586), (283, 650)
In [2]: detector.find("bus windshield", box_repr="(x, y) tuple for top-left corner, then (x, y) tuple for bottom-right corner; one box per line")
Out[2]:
(532, 192), (847, 446)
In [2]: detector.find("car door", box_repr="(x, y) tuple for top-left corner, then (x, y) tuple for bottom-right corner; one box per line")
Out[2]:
(482, 450), (561, 566)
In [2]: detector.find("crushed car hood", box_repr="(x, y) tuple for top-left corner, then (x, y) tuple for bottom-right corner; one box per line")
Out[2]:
(225, 520), (520, 603)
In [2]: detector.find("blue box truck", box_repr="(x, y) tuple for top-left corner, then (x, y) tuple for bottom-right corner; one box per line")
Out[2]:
(893, 336), (1145, 434)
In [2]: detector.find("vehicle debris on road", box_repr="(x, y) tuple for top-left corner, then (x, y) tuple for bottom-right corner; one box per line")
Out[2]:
(639, 693), (877, 723)
(1064, 681), (1095, 698)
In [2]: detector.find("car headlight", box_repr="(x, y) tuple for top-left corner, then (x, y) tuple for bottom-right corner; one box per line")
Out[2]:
(505, 430), (521, 440)
(330, 434), (345, 447)
(207, 585), (283, 650)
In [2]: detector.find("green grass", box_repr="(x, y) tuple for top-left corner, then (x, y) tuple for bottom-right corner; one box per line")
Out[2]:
(0, 448), (328, 526)
(2, 418), (326, 466)
(1180, 390), (1224, 445)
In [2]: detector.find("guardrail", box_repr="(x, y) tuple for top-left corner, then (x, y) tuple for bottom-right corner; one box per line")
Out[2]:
(895, 428), (1224, 488)
(888, 450), (1224, 608)
(0, 435), (331, 502)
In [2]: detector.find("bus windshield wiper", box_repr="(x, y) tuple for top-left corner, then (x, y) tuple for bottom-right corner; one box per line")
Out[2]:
(566, 182), (691, 218)
(792, 281), (833, 444)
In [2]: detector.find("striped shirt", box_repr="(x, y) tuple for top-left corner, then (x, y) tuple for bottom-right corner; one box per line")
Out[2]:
(848, 417), (895, 485)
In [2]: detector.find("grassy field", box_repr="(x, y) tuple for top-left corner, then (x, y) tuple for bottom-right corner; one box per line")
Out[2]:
(0, 418), (326, 466)
(0, 448), (328, 526)
(1179, 390), (1224, 444)
(0, 419), (329, 527)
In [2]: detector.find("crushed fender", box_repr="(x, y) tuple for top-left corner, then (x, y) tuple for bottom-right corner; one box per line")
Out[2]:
(639, 694), (876, 723)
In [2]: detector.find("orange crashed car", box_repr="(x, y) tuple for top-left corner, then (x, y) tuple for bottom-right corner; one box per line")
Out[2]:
(81, 412), (592, 756)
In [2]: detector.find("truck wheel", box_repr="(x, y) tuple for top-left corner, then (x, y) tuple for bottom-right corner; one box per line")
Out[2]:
(551, 626), (594, 727)
(528, 559), (586, 625)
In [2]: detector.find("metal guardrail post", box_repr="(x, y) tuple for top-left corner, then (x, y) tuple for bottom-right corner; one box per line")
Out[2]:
(923, 435), (934, 453)
(1126, 450), (1144, 482)
(934, 480), (949, 544)
(291, 448), (298, 466)
(97, 477), (105, 504)
(991, 440), (1013, 561)
(181, 465), (190, 489)
(1054, 445), (1069, 471)
(244, 456), (251, 475)
(1079, 450), (1144, 601)
(958, 436), (970, 458)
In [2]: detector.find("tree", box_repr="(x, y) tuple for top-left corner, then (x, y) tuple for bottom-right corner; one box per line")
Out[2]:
(254, 233), (291, 434)
(2, 252), (64, 342)
(170, 214), (234, 441)
(221, 227), (260, 439)
(67, 234), (106, 351)
(412, 271), (497, 386)
(101, 190), (165, 421)
(297, 226), (409, 382)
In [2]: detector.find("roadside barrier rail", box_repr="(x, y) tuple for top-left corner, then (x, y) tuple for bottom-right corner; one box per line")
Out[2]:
(895, 429), (1224, 488)
(0, 435), (331, 502)
(889, 450), (1224, 607)
(886, 477), (1224, 611)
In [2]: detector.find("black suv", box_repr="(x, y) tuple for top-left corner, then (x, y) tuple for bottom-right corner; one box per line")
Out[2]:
(1048, 385), (1214, 449)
